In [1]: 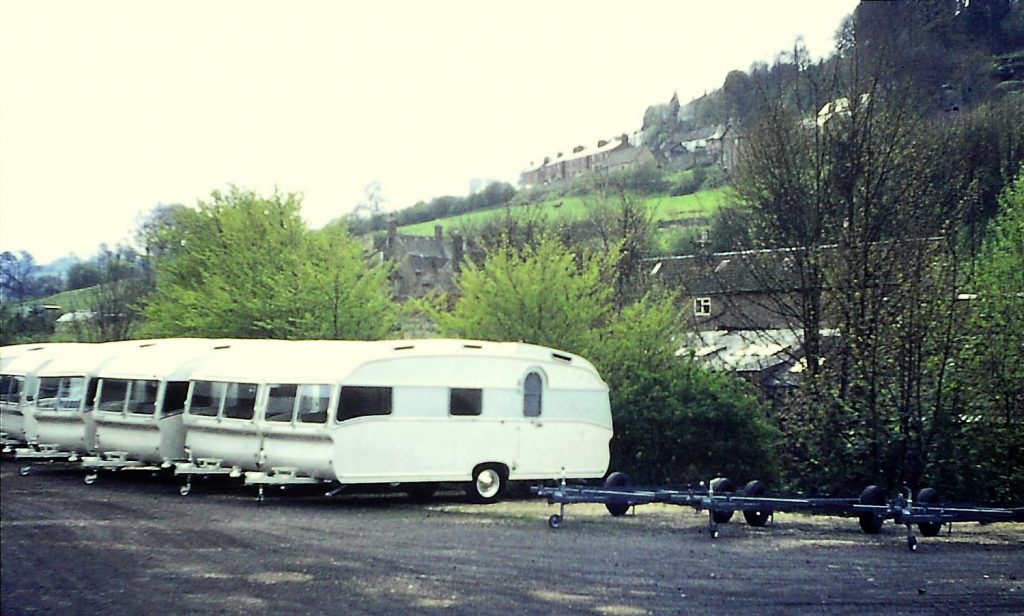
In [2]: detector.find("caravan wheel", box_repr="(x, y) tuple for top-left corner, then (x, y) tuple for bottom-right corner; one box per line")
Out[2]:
(466, 465), (506, 504)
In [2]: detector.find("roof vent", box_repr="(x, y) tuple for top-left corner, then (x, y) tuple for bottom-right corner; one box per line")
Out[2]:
(463, 344), (482, 349)
(394, 345), (414, 351)
(552, 353), (573, 363)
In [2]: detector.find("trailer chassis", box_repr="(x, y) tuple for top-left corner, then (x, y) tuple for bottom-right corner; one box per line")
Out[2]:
(534, 478), (1024, 551)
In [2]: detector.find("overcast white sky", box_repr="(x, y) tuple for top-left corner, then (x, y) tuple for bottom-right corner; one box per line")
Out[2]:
(0, 0), (858, 265)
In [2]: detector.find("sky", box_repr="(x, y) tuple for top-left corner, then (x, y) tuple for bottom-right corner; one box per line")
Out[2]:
(0, 0), (858, 265)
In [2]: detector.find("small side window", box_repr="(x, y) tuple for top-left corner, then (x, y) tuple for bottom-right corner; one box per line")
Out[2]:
(450, 388), (482, 416)
(694, 297), (712, 316)
(337, 386), (392, 422)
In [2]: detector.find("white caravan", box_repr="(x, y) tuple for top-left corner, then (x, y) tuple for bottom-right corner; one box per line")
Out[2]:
(28, 341), (145, 457)
(91, 338), (227, 467)
(182, 339), (612, 501)
(1, 344), (77, 446)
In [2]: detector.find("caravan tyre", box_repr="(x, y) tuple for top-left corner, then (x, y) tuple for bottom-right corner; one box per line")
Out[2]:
(466, 465), (505, 504)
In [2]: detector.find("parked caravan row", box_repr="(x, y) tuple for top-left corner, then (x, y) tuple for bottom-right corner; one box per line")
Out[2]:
(0, 338), (613, 501)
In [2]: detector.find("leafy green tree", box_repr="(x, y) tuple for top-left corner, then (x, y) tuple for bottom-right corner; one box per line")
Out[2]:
(436, 235), (614, 354)
(66, 262), (104, 291)
(936, 170), (1024, 500)
(140, 187), (397, 340)
(592, 293), (779, 484)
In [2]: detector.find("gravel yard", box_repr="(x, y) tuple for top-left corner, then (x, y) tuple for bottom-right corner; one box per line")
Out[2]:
(2, 459), (1021, 615)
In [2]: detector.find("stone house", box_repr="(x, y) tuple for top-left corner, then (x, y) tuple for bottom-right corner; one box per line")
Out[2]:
(371, 219), (467, 300)
(519, 136), (655, 188)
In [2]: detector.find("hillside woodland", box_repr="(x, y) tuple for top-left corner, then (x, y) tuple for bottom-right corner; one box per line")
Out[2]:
(3, 0), (1023, 499)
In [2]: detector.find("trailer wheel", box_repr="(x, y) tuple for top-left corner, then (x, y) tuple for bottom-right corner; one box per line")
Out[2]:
(405, 482), (439, 503)
(466, 465), (506, 504)
(858, 485), (887, 534)
(742, 480), (772, 527)
(916, 487), (943, 537)
(710, 477), (736, 524)
(548, 514), (563, 529)
(604, 471), (634, 517)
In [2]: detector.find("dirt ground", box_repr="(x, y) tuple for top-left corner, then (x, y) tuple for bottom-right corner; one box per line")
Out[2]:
(1, 458), (1021, 615)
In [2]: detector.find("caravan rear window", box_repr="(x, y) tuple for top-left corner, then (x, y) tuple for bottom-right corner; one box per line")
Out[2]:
(337, 386), (392, 422)
(450, 388), (482, 416)
(37, 377), (87, 411)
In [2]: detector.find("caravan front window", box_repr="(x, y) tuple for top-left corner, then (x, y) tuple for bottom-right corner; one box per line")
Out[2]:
(189, 381), (223, 417)
(127, 380), (159, 415)
(0, 375), (22, 404)
(98, 379), (129, 413)
(337, 386), (392, 422)
(223, 383), (258, 420)
(39, 377), (87, 411)
(266, 384), (298, 422)
(297, 384), (331, 424)
(450, 388), (482, 416)
(36, 377), (61, 409)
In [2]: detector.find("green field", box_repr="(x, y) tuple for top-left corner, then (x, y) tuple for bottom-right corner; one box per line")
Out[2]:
(399, 186), (734, 236)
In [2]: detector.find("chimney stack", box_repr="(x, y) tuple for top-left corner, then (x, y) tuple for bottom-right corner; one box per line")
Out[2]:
(434, 224), (444, 244)
(452, 233), (464, 274)
(387, 216), (397, 252)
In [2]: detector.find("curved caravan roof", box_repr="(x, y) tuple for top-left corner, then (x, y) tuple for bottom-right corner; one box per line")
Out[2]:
(187, 339), (608, 390)
(1, 343), (85, 375)
(35, 341), (152, 378)
(96, 338), (229, 381)
(1, 343), (58, 370)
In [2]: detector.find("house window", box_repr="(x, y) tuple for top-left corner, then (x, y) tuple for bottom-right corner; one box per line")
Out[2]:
(694, 297), (712, 317)
(450, 388), (482, 416)
(337, 386), (392, 422)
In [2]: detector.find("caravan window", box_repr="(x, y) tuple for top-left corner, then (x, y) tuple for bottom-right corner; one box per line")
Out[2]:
(98, 379), (129, 413)
(223, 383), (258, 420)
(189, 381), (223, 417)
(524, 372), (542, 417)
(450, 388), (482, 416)
(337, 386), (392, 422)
(266, 384), (298, 422)
(297, 384), (331, 424)
(0, 375), (22, 404)
(127, 380), (159, 415)
(162, 382), (189, 417)
(36, 377), (62, 409)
